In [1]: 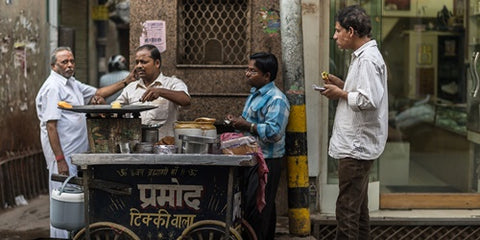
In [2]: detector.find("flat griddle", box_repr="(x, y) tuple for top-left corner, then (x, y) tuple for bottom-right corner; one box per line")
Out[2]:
(58, 104), (157, 114)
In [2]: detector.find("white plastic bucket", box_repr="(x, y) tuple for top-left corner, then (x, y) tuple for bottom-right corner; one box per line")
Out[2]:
(50, 176), (85, 231)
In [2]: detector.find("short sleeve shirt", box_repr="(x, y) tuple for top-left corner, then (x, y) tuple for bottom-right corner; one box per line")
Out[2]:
(116, 73), (189, 137)
(35, 70), (97, 172)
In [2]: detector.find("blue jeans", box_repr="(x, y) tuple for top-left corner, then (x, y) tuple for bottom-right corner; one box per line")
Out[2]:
(335, 158), (373, 240)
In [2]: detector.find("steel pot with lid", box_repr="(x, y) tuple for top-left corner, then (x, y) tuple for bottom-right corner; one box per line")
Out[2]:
(141, 123), (162, 143)
(174, 117), (217, 152)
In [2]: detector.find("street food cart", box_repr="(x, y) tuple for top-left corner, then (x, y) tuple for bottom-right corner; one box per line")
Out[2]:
(69, 153), (257, 240)
(55, 104), (258, 239)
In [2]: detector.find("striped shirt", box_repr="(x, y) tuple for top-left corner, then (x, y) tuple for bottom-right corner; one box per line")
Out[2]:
(242, 81), (290, 158)
(329, 40), (388, 160)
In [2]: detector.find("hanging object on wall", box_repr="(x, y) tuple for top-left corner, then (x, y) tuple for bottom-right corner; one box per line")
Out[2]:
(140, 20), (167, 53)
(259, 7), (280, 36)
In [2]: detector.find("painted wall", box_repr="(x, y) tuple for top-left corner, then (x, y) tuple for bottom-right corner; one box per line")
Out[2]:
(0, 0), (48, 156)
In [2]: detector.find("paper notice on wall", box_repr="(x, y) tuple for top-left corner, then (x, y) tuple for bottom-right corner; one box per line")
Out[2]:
(140, 20), (166, 53)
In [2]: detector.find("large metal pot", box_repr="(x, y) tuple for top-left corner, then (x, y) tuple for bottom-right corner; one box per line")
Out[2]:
(50, 176), (85, 231)
(174, 118), (217, 151)
(141, 124), (162, 143)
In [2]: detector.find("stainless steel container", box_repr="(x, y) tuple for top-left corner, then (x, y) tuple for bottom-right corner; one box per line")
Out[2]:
(134, 142), (154, 153)
(142, 124), (161, 143)
(179, 135), (217, 154)
(174, 118), (217, 151)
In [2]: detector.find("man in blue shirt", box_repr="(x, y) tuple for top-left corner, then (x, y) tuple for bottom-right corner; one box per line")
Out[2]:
(225, 52), (290, 240)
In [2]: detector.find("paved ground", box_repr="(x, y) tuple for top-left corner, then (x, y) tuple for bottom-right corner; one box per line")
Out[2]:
(0, 194), (317, 240)
(0, 194), (50, 240)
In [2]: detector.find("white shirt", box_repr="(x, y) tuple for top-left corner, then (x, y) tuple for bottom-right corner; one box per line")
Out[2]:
(329, 40), (388, 160)
(35, 70), (97, 173)
(116, 73), (189, 137)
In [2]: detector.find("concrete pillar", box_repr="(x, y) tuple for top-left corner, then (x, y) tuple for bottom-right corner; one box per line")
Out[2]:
(280, 0), (311, 236)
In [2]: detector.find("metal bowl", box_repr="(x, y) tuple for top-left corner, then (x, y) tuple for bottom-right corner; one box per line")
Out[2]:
(134, 142), (154, 153)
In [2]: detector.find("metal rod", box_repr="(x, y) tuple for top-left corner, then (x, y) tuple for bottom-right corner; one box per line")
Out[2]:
(225, 167), (234, 238)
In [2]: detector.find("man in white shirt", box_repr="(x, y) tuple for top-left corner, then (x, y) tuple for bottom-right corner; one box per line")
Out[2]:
(115, 44), (191, 138)
(319, 5), (388, 240)
(35, 46), (136, 238)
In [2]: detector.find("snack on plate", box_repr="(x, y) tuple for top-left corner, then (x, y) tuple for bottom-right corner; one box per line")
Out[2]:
(111, 101), (122, 109)
(156, 136), (175, 145)
(57, 101), (72, 109)
(220, 136), (258, 155)
(322, 71), (329, 80)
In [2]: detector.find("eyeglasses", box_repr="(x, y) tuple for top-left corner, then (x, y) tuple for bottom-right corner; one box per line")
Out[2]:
(245, 68), (259, 75)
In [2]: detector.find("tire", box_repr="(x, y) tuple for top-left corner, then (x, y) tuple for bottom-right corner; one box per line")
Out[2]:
(177, 220), (242, 240)
(73, 221), (140, 240)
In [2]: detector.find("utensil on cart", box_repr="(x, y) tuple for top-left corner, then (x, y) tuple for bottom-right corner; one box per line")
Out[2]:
(174, 117), (217, 152)
(179, 134), (217, 154)
(141, 123), (163, 143)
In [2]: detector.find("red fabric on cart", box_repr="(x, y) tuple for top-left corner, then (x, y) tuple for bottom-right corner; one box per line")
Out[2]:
(220, 132), (269, 213)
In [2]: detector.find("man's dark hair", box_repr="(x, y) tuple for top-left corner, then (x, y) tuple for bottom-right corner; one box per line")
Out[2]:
(250, 52), (278, 81)
(136, 44), (162, 64)
(336, 5), (372, 38)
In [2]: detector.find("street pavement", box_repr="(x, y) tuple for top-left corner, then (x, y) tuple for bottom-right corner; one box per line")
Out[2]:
(0, 194), (317, 240)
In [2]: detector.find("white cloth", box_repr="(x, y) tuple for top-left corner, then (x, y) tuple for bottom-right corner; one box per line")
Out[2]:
(99, 70), (130, 103)
(35, 70), (96, 238)
(115, 73), (189, 137)
(329, 40), (388, 160)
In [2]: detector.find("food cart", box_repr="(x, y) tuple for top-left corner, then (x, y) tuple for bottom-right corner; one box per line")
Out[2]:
(55, 104), (258, 240)
(69, 153), (257, 240)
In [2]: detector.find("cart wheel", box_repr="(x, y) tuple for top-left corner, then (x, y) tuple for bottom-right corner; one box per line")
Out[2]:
(237, 219), (257, 240)
(177, 220), (242, 240)
(73, 221), (140, 240)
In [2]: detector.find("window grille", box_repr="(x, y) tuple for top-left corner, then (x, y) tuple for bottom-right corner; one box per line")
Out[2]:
(177, 0), (250, 66)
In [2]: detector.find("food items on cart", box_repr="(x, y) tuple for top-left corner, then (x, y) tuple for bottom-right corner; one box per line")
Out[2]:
(111, 101), (122, 109)
(156, 136), (175, 145)
(153, 136), (177, 154)
(57, 101), (72, 109)
(220, 135), (258, 155)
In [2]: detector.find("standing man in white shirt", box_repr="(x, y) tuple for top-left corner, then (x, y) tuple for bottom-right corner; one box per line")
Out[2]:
(35, 46), (136, 238)
(115, 44), (191, 138)
(318, 5), (388, 240)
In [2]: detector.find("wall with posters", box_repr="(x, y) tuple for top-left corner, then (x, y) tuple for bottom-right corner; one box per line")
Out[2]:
(0, 0), (48, 156)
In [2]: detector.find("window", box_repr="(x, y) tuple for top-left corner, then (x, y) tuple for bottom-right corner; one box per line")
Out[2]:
(177, 0), (250, 66)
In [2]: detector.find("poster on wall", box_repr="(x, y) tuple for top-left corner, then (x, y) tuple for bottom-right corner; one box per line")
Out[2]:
(140, 20), (166, 53)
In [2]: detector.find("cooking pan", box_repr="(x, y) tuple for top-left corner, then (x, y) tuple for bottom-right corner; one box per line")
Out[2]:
(58, 104), (156, 114)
